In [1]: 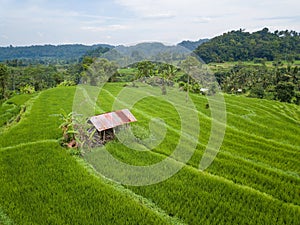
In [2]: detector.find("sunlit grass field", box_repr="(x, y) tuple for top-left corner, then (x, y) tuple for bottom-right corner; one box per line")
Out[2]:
(0, 83), (299, 224)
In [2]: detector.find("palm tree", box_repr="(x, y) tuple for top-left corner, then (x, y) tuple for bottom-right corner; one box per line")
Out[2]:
(181, 56), (201, 102)
(158, 63), (177, 95)
(134, 61), (155, 87)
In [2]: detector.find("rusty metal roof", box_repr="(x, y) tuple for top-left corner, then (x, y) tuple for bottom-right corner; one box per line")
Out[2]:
(90, 109), (137, 132)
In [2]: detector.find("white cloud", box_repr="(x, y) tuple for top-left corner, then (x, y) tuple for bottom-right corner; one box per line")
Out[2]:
(191, 17), (213, 24)
(0, 0), (300, 46)
(1, 34), (8, 40)
(112, 0), (300, 43)
(37, 32), (44, 38)
(81, 24), (129, 32)
(142, 12), (176, 20)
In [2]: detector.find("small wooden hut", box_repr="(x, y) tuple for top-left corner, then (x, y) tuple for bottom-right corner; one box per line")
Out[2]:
(89, 109), (137, 142)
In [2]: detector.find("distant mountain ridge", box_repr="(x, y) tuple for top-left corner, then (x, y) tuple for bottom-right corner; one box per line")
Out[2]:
(177, 39), (209, 50)
(101, 42), (192, 67)
(0, 39), (208, 62)
(0, 44), (114, 62)
(115, 42), (190, 57)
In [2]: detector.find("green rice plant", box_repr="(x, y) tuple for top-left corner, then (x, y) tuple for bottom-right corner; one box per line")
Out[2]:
(0, 143), (171, 225)
(0, 87), (75, 148)
(129, 166), (300, 225)
(0, 93), (34, 128)
(99, 84), (300, 224)
(0, 206), (14, 225)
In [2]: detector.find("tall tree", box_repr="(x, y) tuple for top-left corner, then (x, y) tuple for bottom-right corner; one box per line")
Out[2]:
(134, 61), (155, 87)
(181, 56), (202, 101)
(158, 63), (177, 95)
(0, 64), (9, 99)
(275, 81), (295, 103)
(85, 58), (118, 86)
(137, 61), (155, 78)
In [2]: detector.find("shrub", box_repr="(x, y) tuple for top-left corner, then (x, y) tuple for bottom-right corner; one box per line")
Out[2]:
(249, 84), (265, 98)
(20, 84), (35, 94)
(57, 80), (76, 87)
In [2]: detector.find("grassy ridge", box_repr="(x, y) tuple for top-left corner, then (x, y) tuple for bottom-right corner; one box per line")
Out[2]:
(0, 94), (34, 128)
(0, 83), (299, 224)
(0, 87), (80, 148)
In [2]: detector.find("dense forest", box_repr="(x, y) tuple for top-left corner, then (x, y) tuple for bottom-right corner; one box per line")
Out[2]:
(195, 28), (300, 63)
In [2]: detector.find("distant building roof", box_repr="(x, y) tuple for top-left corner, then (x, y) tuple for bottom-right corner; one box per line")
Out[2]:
(200, 88), (209, 92)
(90, 109), (137, 132)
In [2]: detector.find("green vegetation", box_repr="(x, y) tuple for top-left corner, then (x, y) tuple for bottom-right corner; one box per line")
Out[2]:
(0, 94), (34, 127)
(0, 143), (172, 225)
(96, 84), (300, 224)
(211, 62), (300, 104)
(195, 28), (300, 63)
(110, 59), (300, 105)
(1, 83), (299, 224)
(0, 64), (9, 99)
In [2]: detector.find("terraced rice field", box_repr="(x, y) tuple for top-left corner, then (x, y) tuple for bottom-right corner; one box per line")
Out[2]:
(0, 83), (299, 224)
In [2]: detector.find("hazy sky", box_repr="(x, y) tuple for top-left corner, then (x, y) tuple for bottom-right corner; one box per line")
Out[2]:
(0, 0), (299, 46)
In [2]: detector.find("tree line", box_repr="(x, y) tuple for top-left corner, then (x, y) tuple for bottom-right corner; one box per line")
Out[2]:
(1, 57), (299, 105)
(217, 62), (300, 104)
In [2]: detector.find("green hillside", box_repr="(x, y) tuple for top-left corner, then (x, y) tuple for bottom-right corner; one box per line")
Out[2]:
(0, 83), (299, 224)
(195, 28), (300, 63)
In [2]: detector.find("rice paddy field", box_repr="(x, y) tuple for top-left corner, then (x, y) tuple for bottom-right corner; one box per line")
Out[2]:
(0, 83), (299, 224)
